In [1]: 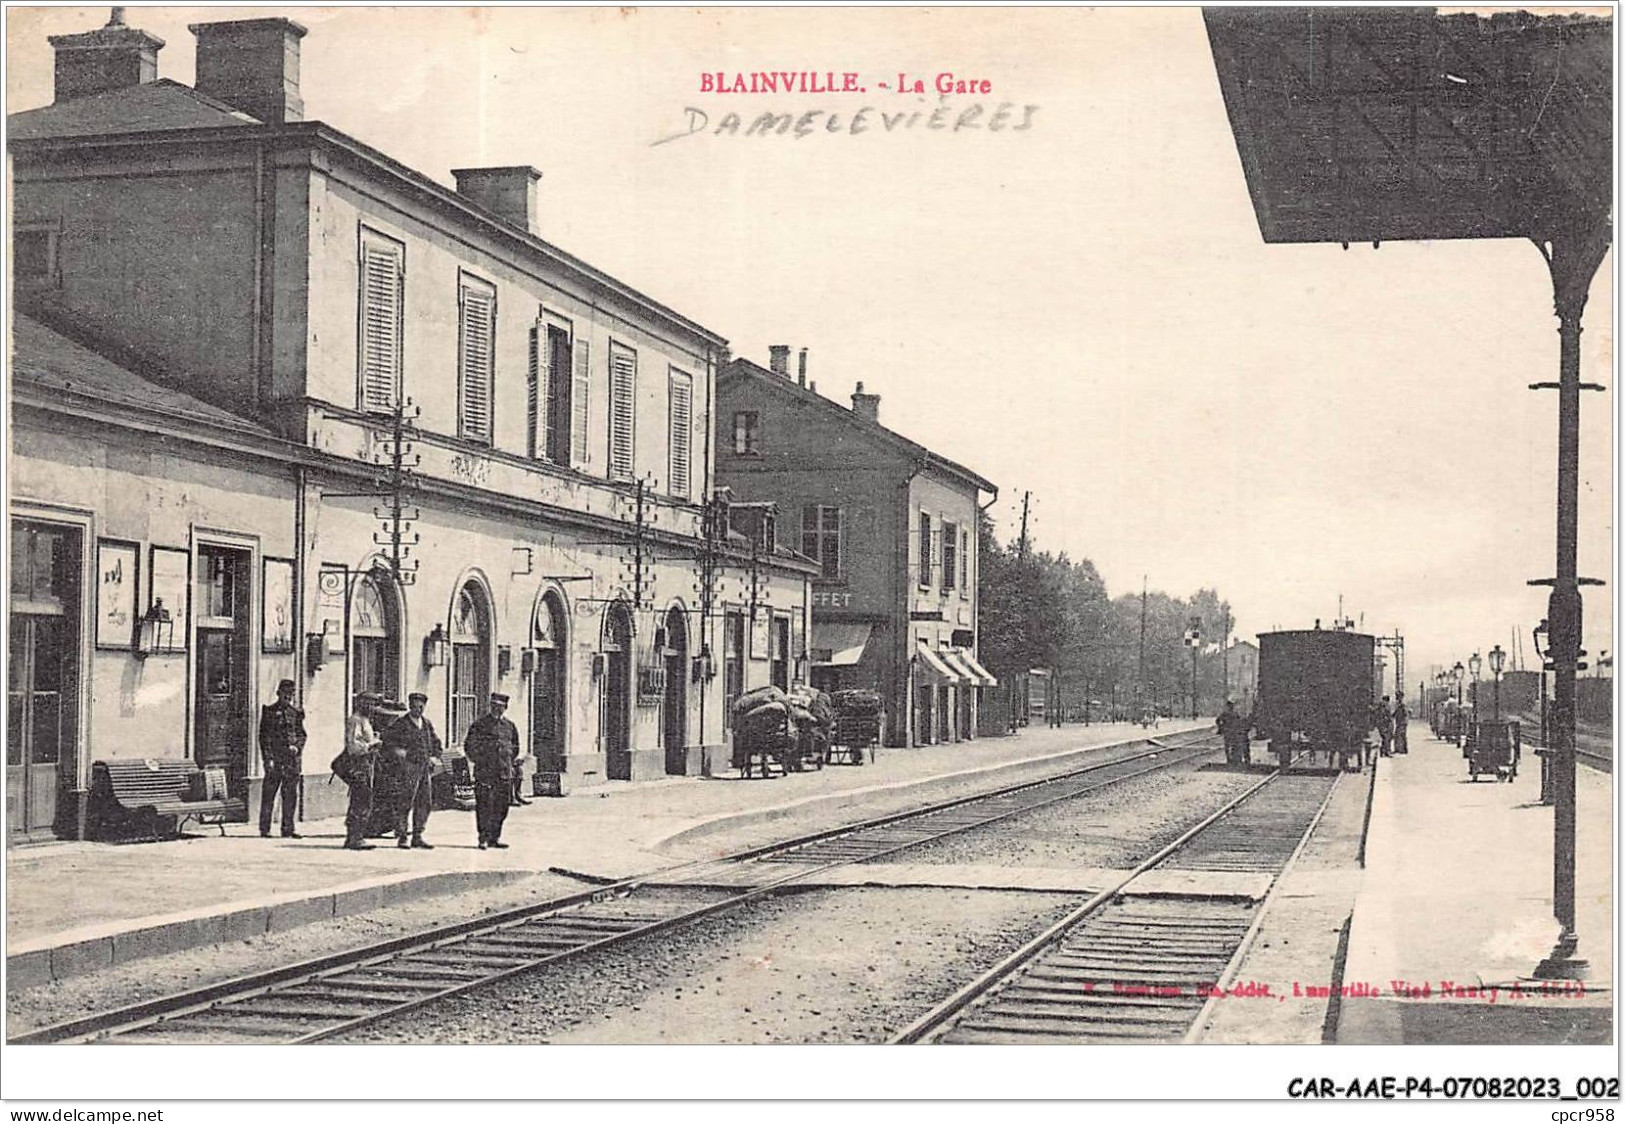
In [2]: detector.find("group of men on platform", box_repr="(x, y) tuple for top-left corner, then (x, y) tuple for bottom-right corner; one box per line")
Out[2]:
(254, 680), (527, 852)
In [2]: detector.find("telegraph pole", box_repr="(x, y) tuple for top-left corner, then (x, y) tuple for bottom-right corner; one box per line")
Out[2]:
(1136, 576), (1147, 721)
(1017, 491), (1031, 560)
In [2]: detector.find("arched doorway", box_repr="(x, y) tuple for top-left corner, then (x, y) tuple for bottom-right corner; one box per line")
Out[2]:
(350, 567), (401, 713)
(662, 606), (689, 775)
(601, 602), (632, 781)
(531, 591), (567, 773)
(450, 581), (491, 746)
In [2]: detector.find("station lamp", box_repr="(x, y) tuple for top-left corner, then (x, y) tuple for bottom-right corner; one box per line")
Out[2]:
(423, 623), (450, 668)
(1468, 650), (1483, 682)
(133, 598), (174, 658)
(1488, 644), (1506, 720)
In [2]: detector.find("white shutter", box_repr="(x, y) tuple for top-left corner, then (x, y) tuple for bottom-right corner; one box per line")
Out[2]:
(668, 369), (692, 500)
(540, 327), (558, 461)
(359, 234), (403, 413)
(458, 277), (495, 444)
(608, 344), (636, 482)
(571, 338), (591, 467)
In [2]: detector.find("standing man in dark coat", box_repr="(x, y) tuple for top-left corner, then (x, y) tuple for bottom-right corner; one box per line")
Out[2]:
(258, 679), (307, 838)
(382, 691), (443, 850)
(1392, 693), (1410, 755)
(1215, 698), (1250, 767)
(466, 693), (519, 849)
(1375, 696), (1395, 758)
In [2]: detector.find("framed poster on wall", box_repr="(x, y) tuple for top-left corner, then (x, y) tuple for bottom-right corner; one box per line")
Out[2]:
(262, 557), (295, 652)
(750, 612), (770, 661)
(147, 545), (190, 652)
(94, 540), (139, 649)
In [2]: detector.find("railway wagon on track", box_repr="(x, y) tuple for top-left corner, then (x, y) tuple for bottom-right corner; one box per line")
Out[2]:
(1253, 629), (1374, 771)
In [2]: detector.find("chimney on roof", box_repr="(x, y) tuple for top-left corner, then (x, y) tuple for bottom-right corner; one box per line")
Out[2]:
(451, 166), (544, 237)
(851, 381), (880, 424)
(48, 8), (165, 103)
(189, 18), (307, 124)
(797, 348), (808, 387)
(768, 345), (790, 376)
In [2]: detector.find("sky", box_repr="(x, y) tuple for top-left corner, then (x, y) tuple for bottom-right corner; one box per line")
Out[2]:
(6, 4), (1615, 687)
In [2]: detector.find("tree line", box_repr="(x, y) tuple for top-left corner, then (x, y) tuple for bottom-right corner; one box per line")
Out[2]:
(977, 521), (1236, 716)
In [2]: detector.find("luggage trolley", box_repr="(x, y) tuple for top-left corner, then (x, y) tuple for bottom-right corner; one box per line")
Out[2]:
(1466, 719), (1520, 782)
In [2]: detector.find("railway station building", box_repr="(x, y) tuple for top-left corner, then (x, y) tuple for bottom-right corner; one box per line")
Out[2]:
(7, 12), (815, 841)
(715, 352), (998, 748)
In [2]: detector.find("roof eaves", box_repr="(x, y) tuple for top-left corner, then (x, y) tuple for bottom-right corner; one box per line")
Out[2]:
(722, 358), (996, 495)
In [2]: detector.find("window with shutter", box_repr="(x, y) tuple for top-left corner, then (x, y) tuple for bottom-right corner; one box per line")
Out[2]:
(668, 368), (693, 500)
(960, 527), (970, 597)
(546, 326), (571, 464)
(943, 520), (957, 592)
(918, 510), (933, 588)
(458, 274), (496, 444)
(571, 338), (591, 467)
(358, 230), (404, 413)
(527, 323), (543, 459)
(608, 343), (637, 482)
(801, 505), (842, 580)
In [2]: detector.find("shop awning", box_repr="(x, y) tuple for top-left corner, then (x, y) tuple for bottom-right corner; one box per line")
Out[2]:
(914, 643), (962, 686)
(954, 648), (998, 688)
(939, 648), (981, 686)
(812, 622), (873, 667)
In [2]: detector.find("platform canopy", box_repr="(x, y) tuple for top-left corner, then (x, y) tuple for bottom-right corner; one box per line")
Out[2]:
(1204, 7), (1612, 245)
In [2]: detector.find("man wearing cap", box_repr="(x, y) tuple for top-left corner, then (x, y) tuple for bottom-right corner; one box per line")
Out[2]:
(466, 693), (519, 849)
(258, 679), (307, 839)
(341, 692), (383, 850)
(381, 692), (443, 849)
(1215, 698), (1251, 767)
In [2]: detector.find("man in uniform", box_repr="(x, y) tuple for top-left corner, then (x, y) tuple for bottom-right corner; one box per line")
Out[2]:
(1392, 692), (1410, 755)
(258, 679), (307, 838)
(341, 692), (383, 851)
(1215, 697), (1250, 767)
(466, 693), (519, 849)
(1375, 695), (1395, 758)
(381, 691), (443, 850)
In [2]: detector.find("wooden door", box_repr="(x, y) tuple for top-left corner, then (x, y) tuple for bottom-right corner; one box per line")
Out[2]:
(531, 648), (565, 771)
(605, 648), (631, 779)
(194, 547), (250, 793)
(8, 521), (80, 840)
(8, 615), (67, 837)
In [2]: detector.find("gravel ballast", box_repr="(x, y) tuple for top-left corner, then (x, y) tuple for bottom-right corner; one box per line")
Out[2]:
(331, 886), (1082, 1044)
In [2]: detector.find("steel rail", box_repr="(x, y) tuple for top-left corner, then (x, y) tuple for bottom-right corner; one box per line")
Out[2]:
(11, 730), (1220, 1045)
(1180, 772), (1342, 1042)
(888, 765), (1286, 1044)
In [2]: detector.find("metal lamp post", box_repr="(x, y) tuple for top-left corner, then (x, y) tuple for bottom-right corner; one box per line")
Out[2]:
(1469, 651), (1483, 710)
(1489, 645), (1506, 720)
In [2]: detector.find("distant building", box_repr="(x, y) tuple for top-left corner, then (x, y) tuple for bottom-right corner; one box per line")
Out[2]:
(715, 351), (998, 747)
(7, 13), (813, 839)
(1202, 640), (1259, 712)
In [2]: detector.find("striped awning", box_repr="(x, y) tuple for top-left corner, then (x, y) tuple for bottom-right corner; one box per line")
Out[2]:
(940, 648), (980, 686)
(914, 642), (962, 686)
(953, 648), (998, 687)
(812, 622), (873, 667)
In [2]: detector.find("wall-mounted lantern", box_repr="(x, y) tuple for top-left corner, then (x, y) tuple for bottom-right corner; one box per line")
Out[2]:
(520, 648), (538, 676)
(693, 645), (715, 683)
(424, 623), (449, 668)
(498, 645), (513, 677)
(306, 633), (327, 671)
(133, 599), (173, 659)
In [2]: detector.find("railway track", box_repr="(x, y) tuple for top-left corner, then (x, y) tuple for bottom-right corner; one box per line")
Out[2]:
(890, 766), (1339, 1044)
(12, 729), (1223, 1045)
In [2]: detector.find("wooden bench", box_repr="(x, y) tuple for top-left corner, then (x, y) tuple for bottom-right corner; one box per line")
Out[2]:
(87, 759), (247, 841)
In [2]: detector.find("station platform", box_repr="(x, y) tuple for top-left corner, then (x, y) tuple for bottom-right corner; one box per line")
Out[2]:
(6, 720), (1201, 989)
(1331, 720), (1613, 1044)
